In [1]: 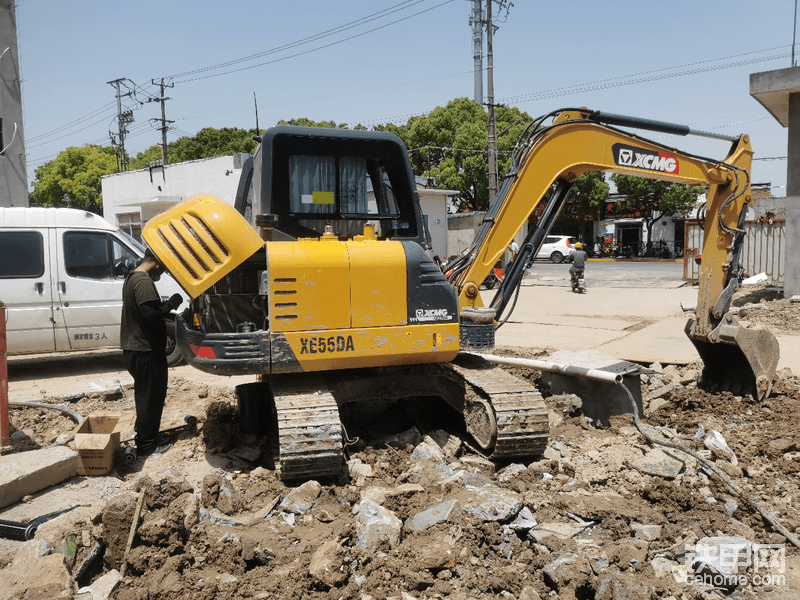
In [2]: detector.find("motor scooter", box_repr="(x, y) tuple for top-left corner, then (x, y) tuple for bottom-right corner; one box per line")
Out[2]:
(570, 268), (586, 293)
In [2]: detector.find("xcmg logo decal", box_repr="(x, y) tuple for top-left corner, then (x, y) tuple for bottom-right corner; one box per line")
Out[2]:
(613, 143), (680, 175)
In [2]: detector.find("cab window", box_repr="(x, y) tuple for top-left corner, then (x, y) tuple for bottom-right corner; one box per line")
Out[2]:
(0, 231), (44, 278)
(288, 155), (402, 238)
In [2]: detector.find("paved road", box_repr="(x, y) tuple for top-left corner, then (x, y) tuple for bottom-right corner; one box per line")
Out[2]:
(524, 259), (686, 288)
(482, 265), (798, 372)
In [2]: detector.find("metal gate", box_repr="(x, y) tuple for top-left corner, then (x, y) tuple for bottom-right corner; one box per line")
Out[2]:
(683, 220), (785, 284)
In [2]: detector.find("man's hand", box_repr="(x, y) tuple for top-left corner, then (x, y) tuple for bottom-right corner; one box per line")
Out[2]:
(167, 293), (183, 309)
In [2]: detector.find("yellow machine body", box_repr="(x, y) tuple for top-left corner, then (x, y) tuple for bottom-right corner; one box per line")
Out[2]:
(266, 237), (460, 372)
(142, 194), (264, 299)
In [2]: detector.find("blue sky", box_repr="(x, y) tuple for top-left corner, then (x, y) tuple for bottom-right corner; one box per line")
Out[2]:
(14, 0), (797, 195)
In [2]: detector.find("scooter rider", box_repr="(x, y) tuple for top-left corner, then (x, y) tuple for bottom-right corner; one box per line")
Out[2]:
(566, 242), (588, 279)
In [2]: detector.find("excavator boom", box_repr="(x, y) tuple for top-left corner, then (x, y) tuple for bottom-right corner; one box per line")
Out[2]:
(448, 108), (779, 398)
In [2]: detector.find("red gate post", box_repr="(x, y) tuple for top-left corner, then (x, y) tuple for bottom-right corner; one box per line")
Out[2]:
(0, 301), (8, 449)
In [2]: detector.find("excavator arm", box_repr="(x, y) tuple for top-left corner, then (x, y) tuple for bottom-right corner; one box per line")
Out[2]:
(449, 108), (778, 398)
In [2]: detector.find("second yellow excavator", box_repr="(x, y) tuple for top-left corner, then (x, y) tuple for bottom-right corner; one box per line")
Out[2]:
(142, 108), (779, 480)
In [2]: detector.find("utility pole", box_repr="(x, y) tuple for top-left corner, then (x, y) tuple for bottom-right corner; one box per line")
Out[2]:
(470, 0), (483, 104)
(150, 78), (174, 166)
(486, 0), (497, 204)
(107, 78), (134, 171)
(484, 0), (513, 205)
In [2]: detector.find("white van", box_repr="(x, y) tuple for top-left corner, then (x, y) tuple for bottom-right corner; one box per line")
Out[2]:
(0, 207), (185, 365)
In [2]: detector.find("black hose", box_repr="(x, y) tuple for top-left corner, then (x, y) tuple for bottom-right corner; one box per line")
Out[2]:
(8, 401), (83, 424)
(616, 379), (800, 550)
(0, 519), (38, 541)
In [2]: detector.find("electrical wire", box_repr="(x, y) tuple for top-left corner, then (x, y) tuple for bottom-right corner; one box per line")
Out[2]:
(501, 47), (790, 106)
(165, 0), (427, 79)
(174, 0), (456, 84)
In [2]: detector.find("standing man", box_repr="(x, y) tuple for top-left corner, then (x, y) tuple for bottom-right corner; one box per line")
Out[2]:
(120, 249), (182, 456)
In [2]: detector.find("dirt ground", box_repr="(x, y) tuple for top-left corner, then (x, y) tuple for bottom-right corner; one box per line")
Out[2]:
(1, 286), (799, 600)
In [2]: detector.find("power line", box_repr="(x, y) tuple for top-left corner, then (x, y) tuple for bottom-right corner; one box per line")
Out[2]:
(26, 101), (118, 143)
(174, 0), (456, 84)
(500, 51), (789, 106)
(23, 3), (448, 155)
(165, 0), (426, 80)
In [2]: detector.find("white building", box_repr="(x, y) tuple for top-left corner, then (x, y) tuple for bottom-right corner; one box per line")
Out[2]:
(101, 154), (250, 241)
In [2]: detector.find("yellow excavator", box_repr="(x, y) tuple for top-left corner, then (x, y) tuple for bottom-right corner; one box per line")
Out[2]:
(143, 108), (779, 480)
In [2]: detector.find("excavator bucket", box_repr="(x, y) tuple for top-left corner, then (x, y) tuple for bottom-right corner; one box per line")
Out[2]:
(685, 316), (780, 400)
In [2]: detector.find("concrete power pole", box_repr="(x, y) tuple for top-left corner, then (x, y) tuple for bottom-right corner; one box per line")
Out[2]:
(107, 78), (134, 172)
(150, 78), (174, 166)
(486, 0), (497, 204)
(470, 0), (483, 104)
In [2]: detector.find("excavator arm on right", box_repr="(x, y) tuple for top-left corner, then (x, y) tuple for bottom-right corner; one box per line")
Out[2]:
(449, 108), (779, 399)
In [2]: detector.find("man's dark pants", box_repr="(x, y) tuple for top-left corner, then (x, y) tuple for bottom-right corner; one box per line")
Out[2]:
(124, 350), (168, 455)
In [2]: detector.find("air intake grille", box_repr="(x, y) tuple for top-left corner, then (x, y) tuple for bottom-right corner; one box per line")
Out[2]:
(155, 213), (229, 283)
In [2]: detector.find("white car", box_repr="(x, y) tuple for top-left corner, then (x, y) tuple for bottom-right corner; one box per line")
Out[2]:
(536, 235), (577, 263)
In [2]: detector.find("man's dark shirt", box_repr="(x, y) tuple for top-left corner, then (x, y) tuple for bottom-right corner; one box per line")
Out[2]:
(566, 250), (588, 270)
(121, 271), (167, 352)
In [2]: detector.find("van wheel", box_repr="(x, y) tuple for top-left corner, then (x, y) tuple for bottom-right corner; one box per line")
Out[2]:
(166, 319), (184, 368)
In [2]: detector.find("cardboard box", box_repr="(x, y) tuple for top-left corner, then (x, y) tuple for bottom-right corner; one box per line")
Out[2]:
(73, 413), (123, 476)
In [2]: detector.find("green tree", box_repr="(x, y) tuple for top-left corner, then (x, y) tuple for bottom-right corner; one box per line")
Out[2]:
(30, 145), (118, 214)
(127, 127), (261, 170)
(276, 118), (356, 129)
(560, 171), (610, 220)
(611, 174), (703, 249)
(379, 98), (543, 212)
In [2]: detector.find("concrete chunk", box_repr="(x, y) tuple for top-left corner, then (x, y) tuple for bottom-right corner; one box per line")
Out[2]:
(0, 446), (77, 509)
(631, 448), (684, 479)
(404, 500), (462, 533)
(355, 499), (402, 551)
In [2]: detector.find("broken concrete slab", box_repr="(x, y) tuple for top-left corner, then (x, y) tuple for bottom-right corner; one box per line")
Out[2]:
(631, 448), (684, 479)
(529, 522), (586, 543)
(355, 499), (402, 551)
(404, 499), (462, 533)
(0, 446), (77, 509)
(540, 349), (646, 426)
(456, 484), (522, 522)
(280, 480), (322, 514)
(630, 522), (662, 541)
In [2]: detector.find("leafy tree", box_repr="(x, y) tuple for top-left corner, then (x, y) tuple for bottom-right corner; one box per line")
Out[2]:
(610, 174), (703, 248)
(378, 98), (555, 212)
(276, 118), (359, 129)
(30, 145), (118, 214)
(560, 171), (610, 220)
(128, 127), (261, 170)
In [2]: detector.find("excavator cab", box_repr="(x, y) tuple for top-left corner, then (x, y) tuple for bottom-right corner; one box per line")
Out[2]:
(232, 126), (426, 244)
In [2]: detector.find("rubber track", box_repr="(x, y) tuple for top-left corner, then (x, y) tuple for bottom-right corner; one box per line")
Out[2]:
(270, 375), (344, 481)
(450, 355), (549, 459)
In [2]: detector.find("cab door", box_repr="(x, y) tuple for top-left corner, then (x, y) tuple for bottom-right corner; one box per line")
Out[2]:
(54, 230), (139, 351)
(0, 229), (57, 354)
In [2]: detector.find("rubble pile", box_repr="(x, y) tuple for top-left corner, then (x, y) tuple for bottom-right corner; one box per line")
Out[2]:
(1, 360), (799, 600)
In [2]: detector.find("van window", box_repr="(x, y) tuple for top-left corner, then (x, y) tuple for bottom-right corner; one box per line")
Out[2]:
(64, 232), (112, 280)
(111, 236), (140, 278)
(0, 231), (44, 278)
